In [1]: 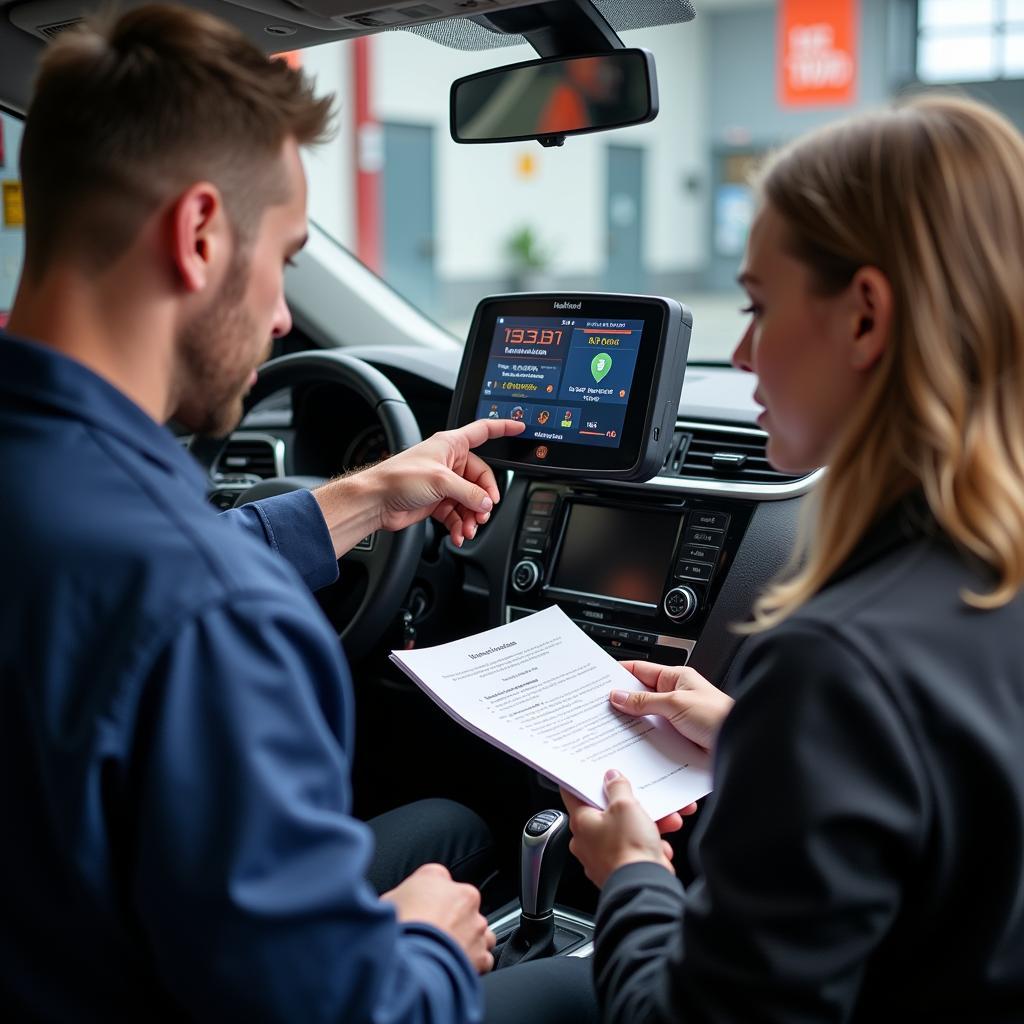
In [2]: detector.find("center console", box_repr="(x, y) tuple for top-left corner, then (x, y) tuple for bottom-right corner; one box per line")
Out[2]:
(447, 292), (760, 668)
(506, 482), (754, 665)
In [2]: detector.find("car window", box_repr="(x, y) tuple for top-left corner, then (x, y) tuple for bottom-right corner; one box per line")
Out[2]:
(299, 24), (748, 363)
(291, 1), (1024, 364)
(0, 110), (24, 328)
(6, 3), (1002, 361)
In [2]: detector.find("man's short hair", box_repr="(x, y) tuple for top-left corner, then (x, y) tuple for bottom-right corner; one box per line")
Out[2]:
(19, 2), (333, 279)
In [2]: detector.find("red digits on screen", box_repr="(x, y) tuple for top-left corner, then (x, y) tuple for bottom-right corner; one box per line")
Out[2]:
(503, 327), (563, 345)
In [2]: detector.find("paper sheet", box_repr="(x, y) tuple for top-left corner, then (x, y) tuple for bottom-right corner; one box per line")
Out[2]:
(390, 605), (712, 821)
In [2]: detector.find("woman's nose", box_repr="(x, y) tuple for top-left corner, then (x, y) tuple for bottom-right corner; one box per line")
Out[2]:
(732, 323), (753, 373)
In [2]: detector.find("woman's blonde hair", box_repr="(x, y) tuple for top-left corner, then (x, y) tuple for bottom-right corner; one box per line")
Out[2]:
(748, 94), (1024, 631)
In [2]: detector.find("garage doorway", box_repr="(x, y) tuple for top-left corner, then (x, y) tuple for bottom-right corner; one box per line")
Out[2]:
(604, 144), (645, 293)
(381, 121), (437, 316)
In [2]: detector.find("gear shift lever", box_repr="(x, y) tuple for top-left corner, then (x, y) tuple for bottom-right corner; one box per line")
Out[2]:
(495, 809), (570, 969)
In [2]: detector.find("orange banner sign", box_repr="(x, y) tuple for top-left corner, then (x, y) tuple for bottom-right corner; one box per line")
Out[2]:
(779, 0), (858, 108)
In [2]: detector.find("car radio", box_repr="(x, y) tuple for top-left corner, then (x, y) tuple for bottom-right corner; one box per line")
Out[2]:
(505, 483), (753, 666)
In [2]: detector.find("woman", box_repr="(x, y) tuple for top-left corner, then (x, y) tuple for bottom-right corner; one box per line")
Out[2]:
(563, 94), (1024, 1021)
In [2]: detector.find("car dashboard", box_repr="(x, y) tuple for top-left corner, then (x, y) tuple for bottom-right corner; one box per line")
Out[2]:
(213, 344), (820, 689)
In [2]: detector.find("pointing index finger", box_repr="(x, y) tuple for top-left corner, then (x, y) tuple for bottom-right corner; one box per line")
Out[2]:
(451, 417), (526, 450)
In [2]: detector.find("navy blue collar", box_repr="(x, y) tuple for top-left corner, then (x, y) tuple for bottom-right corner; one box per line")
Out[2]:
(0, 332), (207, 492)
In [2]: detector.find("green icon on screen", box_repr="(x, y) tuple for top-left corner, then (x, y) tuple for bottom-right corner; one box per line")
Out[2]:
(591, 353), (612, 383)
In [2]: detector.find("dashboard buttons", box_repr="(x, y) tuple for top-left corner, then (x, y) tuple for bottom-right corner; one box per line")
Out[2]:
(663, 585), (699, 622)
(512, 559), (542, 593)
(679, 542), (719, 564)
(689, 510), (730, 532)
(685, 526), (724, 548)
(519, 491), (557, 558)
(519, 532), (547, 554)
(674, 560), (714, 583)
(679, 514), (727, 584)
(527, 491), (557, 515)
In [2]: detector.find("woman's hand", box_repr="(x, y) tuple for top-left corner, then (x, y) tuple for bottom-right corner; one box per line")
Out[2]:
(612, 661), (734, 754)
(561, 771), (674, 889)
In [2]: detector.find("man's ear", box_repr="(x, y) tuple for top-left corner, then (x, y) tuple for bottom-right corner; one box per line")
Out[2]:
(168, 182), (228, 294)
(847, 266), (892, 372)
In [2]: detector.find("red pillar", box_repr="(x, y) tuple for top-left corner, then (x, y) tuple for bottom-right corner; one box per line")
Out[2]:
(353, 37), (382, 274)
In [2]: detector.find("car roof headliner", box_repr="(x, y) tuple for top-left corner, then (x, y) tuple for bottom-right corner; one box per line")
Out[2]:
(0, 0), (696, 113)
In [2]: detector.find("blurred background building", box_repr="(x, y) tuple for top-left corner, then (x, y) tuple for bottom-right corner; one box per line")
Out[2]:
(4, 1), (1024, 357)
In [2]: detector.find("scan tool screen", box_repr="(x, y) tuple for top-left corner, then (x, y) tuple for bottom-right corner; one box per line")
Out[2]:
(474, 315), (644, 450)
(450, 294), (691, 480)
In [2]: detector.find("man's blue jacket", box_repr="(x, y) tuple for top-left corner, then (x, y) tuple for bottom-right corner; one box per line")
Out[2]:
(0, 334), (482, 1022)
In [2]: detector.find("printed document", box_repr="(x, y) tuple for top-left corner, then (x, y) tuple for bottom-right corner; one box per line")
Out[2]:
(390, 605), (712, 820)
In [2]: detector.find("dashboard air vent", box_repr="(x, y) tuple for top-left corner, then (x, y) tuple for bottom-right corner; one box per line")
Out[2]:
(661, 423), (808, 484)
(36, 18), (83, 38)
(216, 437), (279, 480)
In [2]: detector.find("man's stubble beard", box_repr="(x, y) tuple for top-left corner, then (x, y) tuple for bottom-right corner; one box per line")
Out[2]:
(175, 250), (266, 438)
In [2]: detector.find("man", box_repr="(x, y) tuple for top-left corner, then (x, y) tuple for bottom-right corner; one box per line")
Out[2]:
(0, 5), (530, 1020)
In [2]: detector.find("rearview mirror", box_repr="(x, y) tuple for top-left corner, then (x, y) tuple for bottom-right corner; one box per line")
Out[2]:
(450, 49), (658, 147)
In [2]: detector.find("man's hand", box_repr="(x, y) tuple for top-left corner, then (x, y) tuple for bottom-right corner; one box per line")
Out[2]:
(313, 418), (525, 557)
(381, 863), (496, 973)
(611, 661), (734, 754)
(560, 770), (674, 889)
(369, 418), (525, 544)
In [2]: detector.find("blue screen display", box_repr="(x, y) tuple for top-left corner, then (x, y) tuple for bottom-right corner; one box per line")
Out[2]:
(473, 315), (645, 448)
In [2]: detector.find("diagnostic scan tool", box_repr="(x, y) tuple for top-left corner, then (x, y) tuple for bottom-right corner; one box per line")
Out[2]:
(449, 294), (691, 480)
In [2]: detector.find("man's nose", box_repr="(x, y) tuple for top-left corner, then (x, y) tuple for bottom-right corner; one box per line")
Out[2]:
(272, 293), (293, 339)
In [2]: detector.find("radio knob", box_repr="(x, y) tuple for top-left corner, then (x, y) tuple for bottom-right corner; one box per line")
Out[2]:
(511, 559), (542, 593)
(663, 585), (698, 622)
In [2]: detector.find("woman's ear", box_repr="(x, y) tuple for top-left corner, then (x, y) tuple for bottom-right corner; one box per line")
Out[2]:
(848, 266), (892, 372)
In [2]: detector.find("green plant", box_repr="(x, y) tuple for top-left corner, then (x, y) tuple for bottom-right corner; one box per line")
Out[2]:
(504, 225), (550, 273)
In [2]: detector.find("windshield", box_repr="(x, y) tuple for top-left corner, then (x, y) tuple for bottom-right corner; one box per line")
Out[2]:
(299, 21), (746, 362)
(2, 2), (1010, 359)
(294, 1), (1024, 362)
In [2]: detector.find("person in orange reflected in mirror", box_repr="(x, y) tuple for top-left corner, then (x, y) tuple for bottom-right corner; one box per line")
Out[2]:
(536, 56), (622, 136)
(562, 94), (1024, 1021)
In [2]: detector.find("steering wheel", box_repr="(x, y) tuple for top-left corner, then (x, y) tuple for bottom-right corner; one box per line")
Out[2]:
(190, 350), (424, 662)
